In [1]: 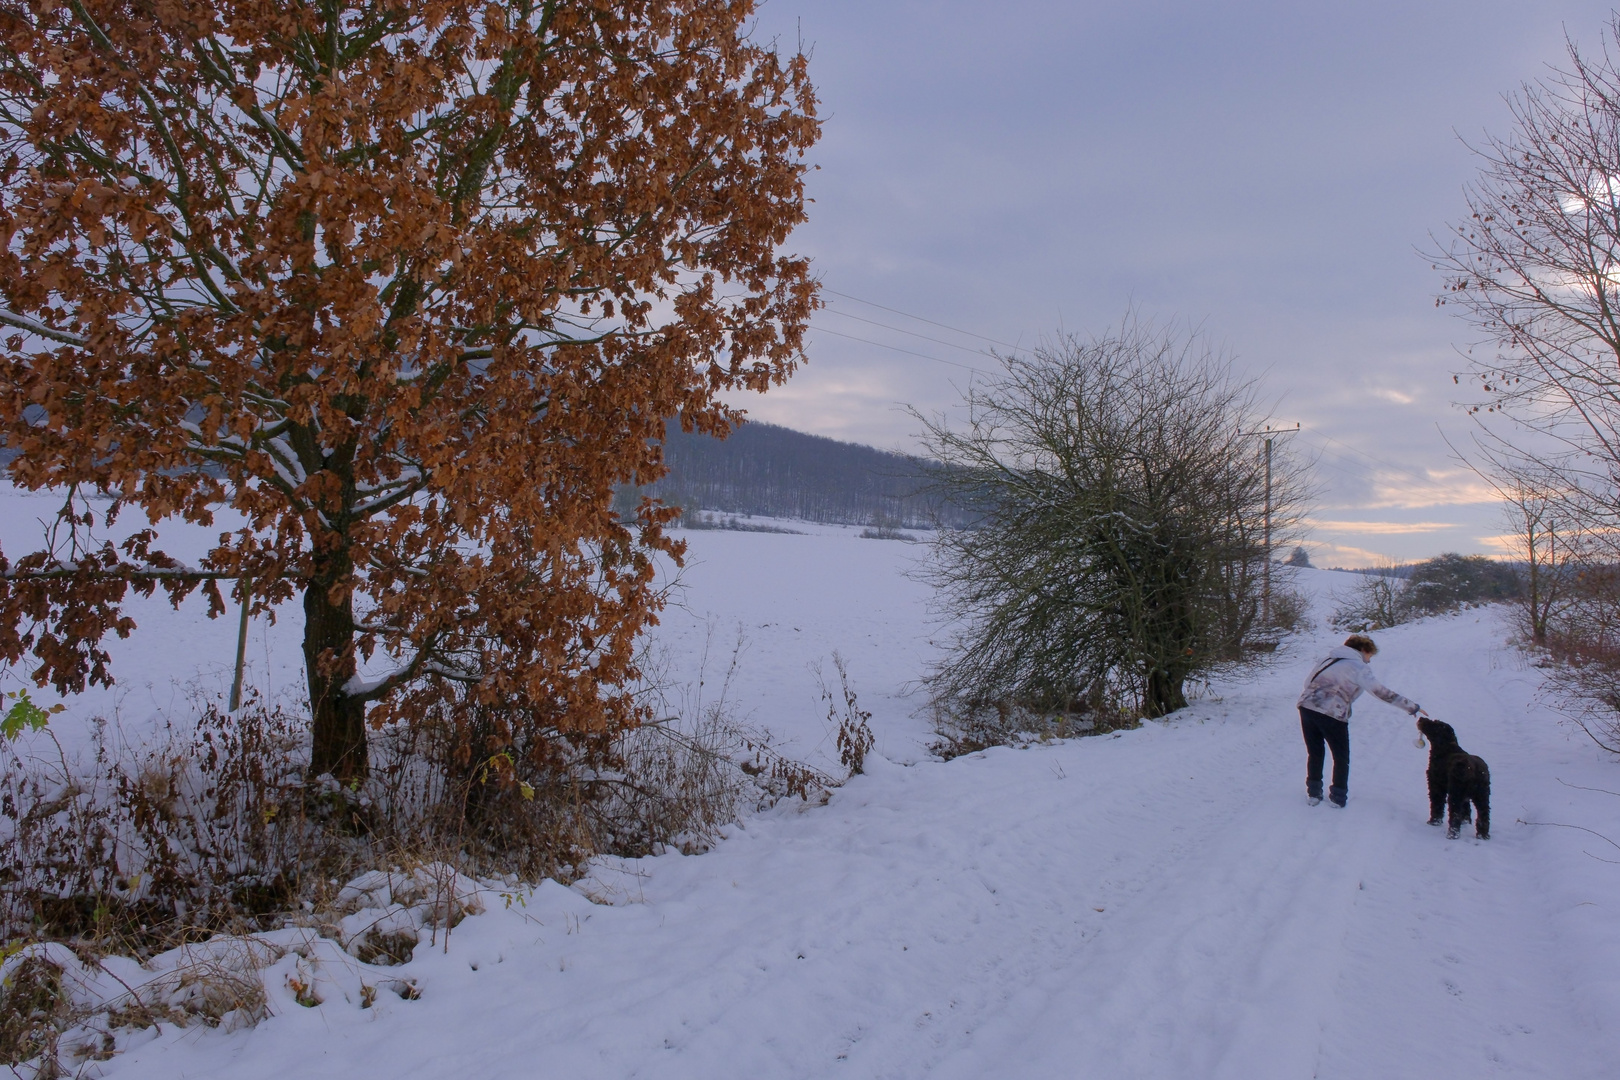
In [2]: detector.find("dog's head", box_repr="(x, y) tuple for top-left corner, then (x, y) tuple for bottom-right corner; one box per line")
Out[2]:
(1417, 717), (1459, 750)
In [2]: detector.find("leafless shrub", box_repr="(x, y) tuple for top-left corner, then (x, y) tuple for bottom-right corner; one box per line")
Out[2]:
(598, 709), (753, 856)
(928, 678), (1140, 760)
(1266, 581), (1314, 636)
(817, 652), (874, 776)
(1526, 562), (1620, 754)
(0, 700), (776, 956)
(600, 631), (834, 854)
(914, 317), (1311, 723)
(679, 510), (803, 534)
(0, 698), (341, 952)
(1332, 566), (1409, 632)
(858, 516), (915, 542)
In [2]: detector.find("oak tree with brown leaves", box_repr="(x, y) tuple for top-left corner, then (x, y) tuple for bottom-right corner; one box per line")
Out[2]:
(0, 0), (819, 783)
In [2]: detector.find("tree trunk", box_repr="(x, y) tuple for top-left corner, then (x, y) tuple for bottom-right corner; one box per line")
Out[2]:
(1140, 558), (1196, 717)
(303, 552), (368, 783)
(1144, 666), (1188, 717)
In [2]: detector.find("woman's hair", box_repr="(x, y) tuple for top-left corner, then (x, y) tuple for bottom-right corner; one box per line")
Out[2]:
(1343, 634), (1378, 656)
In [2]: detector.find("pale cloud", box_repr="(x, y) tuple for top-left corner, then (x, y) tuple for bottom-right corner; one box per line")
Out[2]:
(1309, 519), (1458, 535)
(719, 367), (921, 449)
(1357, 470), (1499, 510)
(1308, 531), (1522, 568)
(1369, 387), (1417, 406)
(1476, 532), (1520, 554)
(1307, 540), (1408, 568)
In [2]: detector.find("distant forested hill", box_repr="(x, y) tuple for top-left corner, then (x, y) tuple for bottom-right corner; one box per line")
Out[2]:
(4, 421), (965, 528)
(623, 421), (969, 528)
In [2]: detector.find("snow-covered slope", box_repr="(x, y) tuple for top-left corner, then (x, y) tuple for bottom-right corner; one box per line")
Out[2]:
(6, 507), (1619, 1078)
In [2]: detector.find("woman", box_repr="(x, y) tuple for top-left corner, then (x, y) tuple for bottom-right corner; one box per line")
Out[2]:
(1296, 634), (1424, 807)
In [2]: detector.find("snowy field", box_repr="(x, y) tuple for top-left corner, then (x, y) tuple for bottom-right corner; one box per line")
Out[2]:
(5, 495), (1620, 1079)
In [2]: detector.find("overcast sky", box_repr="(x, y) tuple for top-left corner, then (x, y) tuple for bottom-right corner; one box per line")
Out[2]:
(721, 0), (1619, 566)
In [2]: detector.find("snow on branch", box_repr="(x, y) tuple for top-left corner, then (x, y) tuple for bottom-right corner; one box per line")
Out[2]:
(0, 308), (88, 347)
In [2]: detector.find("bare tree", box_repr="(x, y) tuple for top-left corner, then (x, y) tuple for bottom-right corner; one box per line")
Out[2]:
(1431, 16), (1620, 537)
(1493, 478), (1579, 645)
(914, 319), (1308, 721)
(1427, 16), (1620, 749)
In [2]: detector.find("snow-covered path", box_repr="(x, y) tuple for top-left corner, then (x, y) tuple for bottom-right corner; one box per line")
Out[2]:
(97, 594), (1620, 1079)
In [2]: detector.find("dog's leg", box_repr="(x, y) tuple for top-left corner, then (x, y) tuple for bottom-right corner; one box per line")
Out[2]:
(1446, 767), (1467, 839)
(1475, 762), (1490, 840)
(1427, 765), (1445, 825)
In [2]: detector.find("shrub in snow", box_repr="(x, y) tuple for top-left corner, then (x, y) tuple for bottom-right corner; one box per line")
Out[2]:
(0, 624), (840, 1020)
(605, 633), (836, 855)
(1332, 554), (1518, 632)
(1266, 579), (1314, 636)
(0, 864), (474, 1075)
(2, 636), (837, 949)
(0, 701), (325, 950)
(1332, 567), (1409, 633)
(927, 695), (1139, 760)
(913, 317), (1310, 721)
(818, 653), (875, 776)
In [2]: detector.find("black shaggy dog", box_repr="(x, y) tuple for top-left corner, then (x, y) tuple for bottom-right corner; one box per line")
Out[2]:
(1416, 718), (1490, 840)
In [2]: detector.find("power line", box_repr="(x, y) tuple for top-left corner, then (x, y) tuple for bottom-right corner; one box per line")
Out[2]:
(820, 305), (999, 358)
(809, 325), (996, 375)
(1308, 453), (1381, 484)
(1302, 428), (1439, 483)
(814, 286), (1469, 501)
(823, 288), (1026, 352)
(1295, 435), (1379, 476)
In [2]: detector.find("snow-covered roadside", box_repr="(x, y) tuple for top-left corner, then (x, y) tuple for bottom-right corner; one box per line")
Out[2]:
(35, 598), (1612, 1079)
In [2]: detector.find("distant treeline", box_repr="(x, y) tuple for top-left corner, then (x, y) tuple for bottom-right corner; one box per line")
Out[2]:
(619, 420), (973, 528)
(1326, 553), (1521, 606)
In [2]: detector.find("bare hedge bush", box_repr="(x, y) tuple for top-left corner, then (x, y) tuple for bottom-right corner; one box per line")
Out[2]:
(1332, 554), (1520, 632)
(914, 318), (1309, 740)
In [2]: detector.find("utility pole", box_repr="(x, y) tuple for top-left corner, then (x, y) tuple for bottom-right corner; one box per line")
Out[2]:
(1263, 434), (1272, 625)
(1237, 423), (1300, 628)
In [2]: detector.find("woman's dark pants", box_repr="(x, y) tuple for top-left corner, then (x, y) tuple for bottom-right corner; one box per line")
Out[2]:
(1300, 706), (1350, 806)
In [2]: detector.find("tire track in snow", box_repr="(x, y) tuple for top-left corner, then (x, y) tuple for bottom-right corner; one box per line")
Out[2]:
(915, 712), (1405, 1080)
(1310, 621), (1615, 1080)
